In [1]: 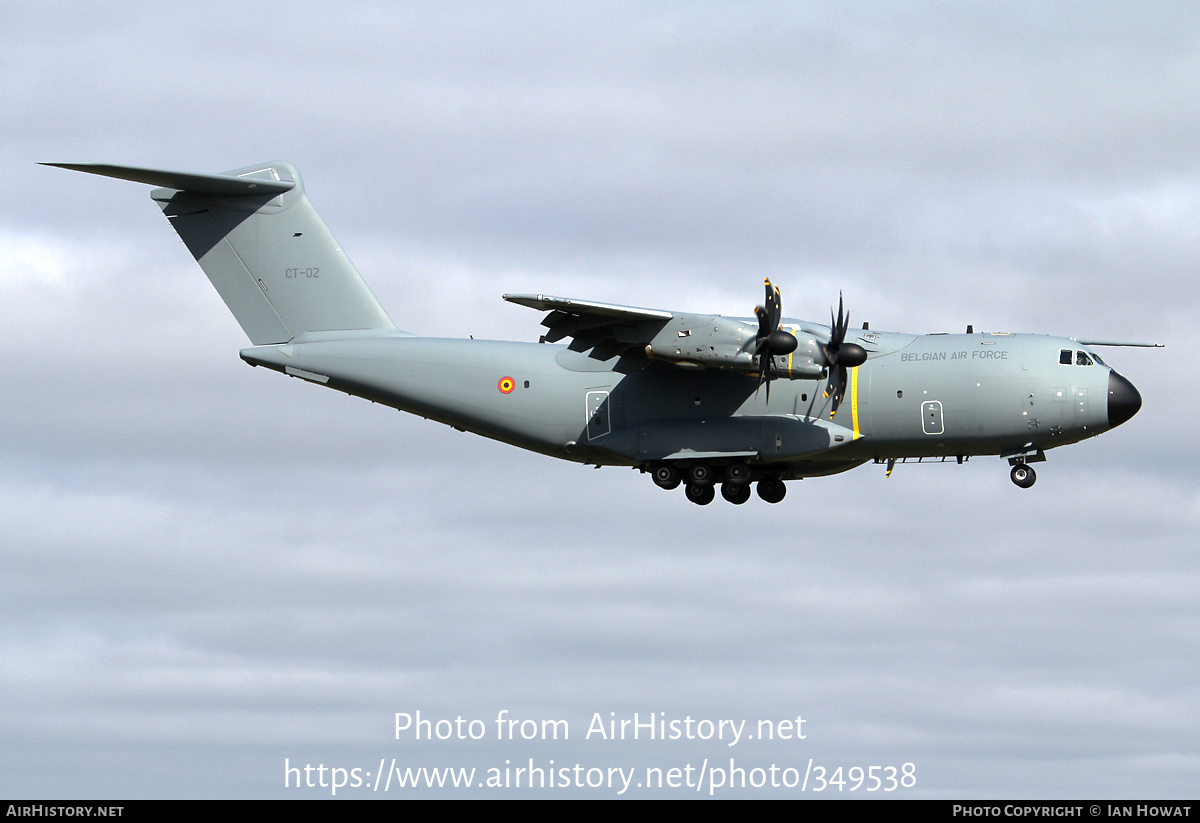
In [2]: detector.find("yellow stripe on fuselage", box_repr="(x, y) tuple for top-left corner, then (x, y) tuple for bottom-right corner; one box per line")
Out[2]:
(850, 366), (860, 439)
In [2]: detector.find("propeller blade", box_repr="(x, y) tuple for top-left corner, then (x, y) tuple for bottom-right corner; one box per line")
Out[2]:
(750, 279), (798, 402)
(755, 304), (770, 339)
(820, 291), (866, 416)
(830, 365), (847, 416)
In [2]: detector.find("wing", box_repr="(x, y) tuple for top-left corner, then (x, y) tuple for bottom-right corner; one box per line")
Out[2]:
(503, 292), (828, 378)
(503, 293), (677, 359)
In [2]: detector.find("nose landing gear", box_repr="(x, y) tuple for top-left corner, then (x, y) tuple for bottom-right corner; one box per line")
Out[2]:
(1003, 446), (1045, 490)
(1010, 464), (1036, 488)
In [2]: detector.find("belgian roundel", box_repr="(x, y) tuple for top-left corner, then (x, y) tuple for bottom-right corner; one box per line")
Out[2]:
(498, 376), (516, 394)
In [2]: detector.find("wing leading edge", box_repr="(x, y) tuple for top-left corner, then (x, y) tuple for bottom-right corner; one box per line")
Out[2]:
(503, 292), (676, 358)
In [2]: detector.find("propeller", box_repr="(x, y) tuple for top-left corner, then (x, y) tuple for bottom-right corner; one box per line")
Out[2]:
(751, 278), (798, 399)
(821, 292), (867, 416)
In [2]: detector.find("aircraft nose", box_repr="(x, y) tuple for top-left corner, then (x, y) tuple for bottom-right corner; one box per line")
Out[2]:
(1107, 370), (1142, 428)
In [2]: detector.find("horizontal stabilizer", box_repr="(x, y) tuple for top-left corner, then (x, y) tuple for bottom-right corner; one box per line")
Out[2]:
(41, 163), (295, 196)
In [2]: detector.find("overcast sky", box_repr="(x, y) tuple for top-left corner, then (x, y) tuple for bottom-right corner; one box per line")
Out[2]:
(2, 1), (1197, 798)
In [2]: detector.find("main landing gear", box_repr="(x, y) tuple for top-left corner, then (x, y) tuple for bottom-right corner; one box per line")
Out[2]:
(721, 482), (752, 505)
(652, 465), (681, 490)
(756, 476), (786, 504)
(1009, 464), (1036, 489)
(650, 462), (788, 505)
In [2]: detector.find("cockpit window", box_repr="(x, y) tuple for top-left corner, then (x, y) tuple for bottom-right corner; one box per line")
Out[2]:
(1059, 349), (1073, 365)
(1091, 352), (1106, 367)
(1076, 351), (1093, 366)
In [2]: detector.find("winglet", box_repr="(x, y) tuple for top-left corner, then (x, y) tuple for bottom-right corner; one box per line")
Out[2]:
(41, 162), (295, 196)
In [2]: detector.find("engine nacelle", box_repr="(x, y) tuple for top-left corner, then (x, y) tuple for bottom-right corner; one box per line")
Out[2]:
(641, 314), (756, 369)
(770, 333), (825, 378)
(638, 315), (825, 378)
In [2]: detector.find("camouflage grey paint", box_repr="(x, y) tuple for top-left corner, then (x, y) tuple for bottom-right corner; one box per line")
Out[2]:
(48, 161), (1147, 487)
(236, 327), (1119, 478)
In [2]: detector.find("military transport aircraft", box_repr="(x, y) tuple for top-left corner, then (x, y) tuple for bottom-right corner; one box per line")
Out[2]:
(48, 161), (1158, 505)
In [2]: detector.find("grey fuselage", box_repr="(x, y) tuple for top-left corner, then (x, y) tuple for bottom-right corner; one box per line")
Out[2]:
(240, 327), (1127, 479)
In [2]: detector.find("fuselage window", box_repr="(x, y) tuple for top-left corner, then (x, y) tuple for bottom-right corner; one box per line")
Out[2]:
(1076, 351), (1093, 366)
(1059, 349), (1072, 365)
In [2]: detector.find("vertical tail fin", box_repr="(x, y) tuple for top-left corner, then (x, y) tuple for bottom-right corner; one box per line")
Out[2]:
(45, 161), (399, 344)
